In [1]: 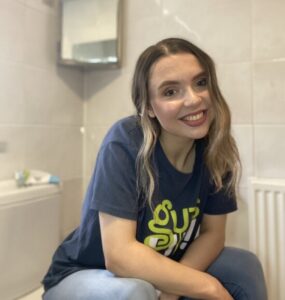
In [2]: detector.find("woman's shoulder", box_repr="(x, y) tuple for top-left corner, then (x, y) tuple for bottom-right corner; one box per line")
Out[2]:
(102, 115), (143, 149)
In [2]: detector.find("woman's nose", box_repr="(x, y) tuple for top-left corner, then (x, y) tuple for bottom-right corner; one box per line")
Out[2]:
(183, 87), (202, 106)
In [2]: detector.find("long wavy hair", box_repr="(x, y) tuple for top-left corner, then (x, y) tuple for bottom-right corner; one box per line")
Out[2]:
(132, 38), (240, 209)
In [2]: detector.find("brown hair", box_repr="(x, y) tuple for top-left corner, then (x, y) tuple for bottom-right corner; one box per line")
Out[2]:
(132, 37), (241, 208)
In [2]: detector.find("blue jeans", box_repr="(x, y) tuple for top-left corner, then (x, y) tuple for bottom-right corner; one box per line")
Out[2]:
(43, 247), (267, 300)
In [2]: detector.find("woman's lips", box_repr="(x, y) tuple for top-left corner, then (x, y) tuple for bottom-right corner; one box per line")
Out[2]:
(180, 110), (207, 127)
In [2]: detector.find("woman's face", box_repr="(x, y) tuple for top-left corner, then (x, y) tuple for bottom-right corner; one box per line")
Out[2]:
(148, 53), (214, 144)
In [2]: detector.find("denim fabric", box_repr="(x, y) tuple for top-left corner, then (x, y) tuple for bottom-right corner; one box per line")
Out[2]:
(43, 247), (267, 300)
(179, 247), (267, 300)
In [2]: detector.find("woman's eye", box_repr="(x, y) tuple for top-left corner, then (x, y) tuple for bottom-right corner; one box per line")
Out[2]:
(164, 89), (177, 97)
(196, 77), (208, 87)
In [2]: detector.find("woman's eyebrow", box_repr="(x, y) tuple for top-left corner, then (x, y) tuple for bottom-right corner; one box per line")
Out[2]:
(157, 71), (207, 90)
(157, 80), (180, 90)
(192, 70), (207, 81)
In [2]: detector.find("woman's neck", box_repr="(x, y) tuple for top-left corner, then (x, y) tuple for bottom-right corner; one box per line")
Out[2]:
(159, 132), (196, 173)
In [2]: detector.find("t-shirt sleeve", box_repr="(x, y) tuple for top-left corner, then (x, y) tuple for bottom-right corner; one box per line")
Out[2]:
(89, 141), (138, 220)
(204, 175), (238, 215)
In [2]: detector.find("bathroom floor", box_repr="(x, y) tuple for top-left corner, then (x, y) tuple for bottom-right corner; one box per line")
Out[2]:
(17, 287), (43, 300)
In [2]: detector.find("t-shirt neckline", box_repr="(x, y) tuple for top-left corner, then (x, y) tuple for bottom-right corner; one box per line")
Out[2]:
(156, 139), (199, 177)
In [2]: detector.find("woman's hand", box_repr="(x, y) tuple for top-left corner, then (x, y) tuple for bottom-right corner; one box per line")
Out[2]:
(159, 291), (179, 300)
(159, 284), (233, 300)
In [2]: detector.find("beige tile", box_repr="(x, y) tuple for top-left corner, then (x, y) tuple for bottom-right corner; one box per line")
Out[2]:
(58, 126), (83, 180)
(16, 0), (27, 5)
(0, 126), (26, 180)
(253, 0), (285, 60)
(24, 0), (58, 15)
(0, 62), (26, 124)
(232, 125), (254, 187)
(23, 66), (54, 124)
(127, 0), (251, 63)
(25, 126), (59, 176)
(0, 0), (25, 62)
(84, 71), (133, 126)
(126, 16), (169, 54)
(52, 66), (84, 126)
(254, 125), (285, 178)
(25, 126), (83, 181)
(61, 178), (82, 239)
(226, 187), (249, 249)
(127, 0), (164, 20)
(217, 63), (252, 124)
(84, 126), (111, 179)
(253, 61), (285, 124)
(23, 7), (56, 70)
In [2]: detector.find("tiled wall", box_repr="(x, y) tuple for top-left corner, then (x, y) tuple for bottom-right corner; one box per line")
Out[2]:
(0, 0), (84, 238)
(84, 0), (285, 249)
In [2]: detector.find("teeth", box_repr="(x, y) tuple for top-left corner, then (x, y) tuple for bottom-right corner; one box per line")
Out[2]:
(183, 112), (204, 121)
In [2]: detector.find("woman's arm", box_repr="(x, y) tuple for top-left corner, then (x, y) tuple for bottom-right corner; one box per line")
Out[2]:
(160, 214), (231, 300)
(99, 212), (232, 300)
(179, 214), (227, 271)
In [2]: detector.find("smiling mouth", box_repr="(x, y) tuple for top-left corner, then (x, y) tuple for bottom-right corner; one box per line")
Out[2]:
(181, 111), (204, 121)
(180, 110), (207, 126)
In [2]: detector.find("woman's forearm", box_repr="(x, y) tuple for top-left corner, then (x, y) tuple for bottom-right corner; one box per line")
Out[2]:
(105, 239), (220, 299)
(179, 231), (225, 271)
(156, 232), (226, 300)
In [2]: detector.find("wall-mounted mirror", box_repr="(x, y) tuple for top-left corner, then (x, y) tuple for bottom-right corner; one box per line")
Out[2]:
(59, 0), (122, 69)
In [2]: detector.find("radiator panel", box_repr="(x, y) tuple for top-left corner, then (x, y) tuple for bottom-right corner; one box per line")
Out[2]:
(249, 178), (285, 300)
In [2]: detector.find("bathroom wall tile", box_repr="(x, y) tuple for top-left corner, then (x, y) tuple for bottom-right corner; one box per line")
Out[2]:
(25, 126), (61, 178)
(61, 178), (82, 239)
(23, 6), (56, 70)
(217, 63), (252, 124)
(23, 66), (54, 125)
(232, 125), (254, 187)
(84, 71), (134, 126)
(24, 0), (58, 15)
(254, 125), (285, 178)
(25, 126), (83, 181)
(253, 0), (285, 60)
(0, 0), (25, 62)
(0, 126), (26, 180)
(125, 16), (168, 59)
(16, 0), (27, 4)
(226, 187), (249, 249)
(127, 0), (251, 63)
(127, 0), (164, 20)
(0, 62), (26, 124)
(58, 126), (83, 180)
(253, 61), (285, 124)
(0, 0), (85, 189)
(52, 66), (84, 126)
(122, 40), (143, 74)
(83, 125), (111, 180)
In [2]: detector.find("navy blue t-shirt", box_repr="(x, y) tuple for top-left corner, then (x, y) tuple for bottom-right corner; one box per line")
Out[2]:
(42, 116), (237, 291)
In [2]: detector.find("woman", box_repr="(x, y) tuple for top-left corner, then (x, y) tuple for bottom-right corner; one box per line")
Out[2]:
(42, 38), (267, 300)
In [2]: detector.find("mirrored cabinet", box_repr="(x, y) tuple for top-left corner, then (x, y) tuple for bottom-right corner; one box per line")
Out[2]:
(59, 0), (122, 69)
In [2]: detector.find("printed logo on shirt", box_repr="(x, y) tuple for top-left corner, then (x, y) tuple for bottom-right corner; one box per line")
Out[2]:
(144, 198), (200, 256)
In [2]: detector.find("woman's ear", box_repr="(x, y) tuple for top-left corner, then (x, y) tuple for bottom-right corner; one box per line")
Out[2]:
(147, 107), (156, 118)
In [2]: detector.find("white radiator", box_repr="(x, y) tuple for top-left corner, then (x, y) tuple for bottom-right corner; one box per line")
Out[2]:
(249, 178), (285, 300)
